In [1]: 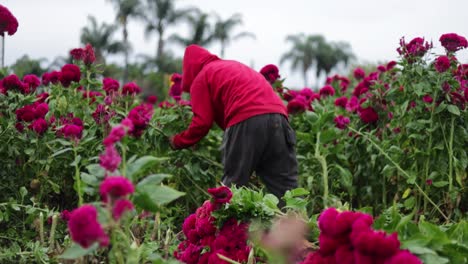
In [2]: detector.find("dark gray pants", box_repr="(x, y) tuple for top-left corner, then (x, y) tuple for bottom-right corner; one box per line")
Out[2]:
(221, 113), (298, 200)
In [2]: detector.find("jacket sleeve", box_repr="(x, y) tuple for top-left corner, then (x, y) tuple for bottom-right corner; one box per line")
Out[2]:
(172, 76), (214, 149)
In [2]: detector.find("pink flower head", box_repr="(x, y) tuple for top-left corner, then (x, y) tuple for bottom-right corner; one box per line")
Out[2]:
(36, 92), (49, 103)
(422, 95), (433, 103)
(15, 104), (36, 122)
(182, 213), (197, 237)
(319, 85), (335, 98)
(61, 210), (71, 221)
(352, 82), (369, 97)
(334, 116), (350, 130)
(68, 205), (109, 248)
(22, 74), (41, 93)
(42, 71), (61, 86)
(358, 107), (379, 124)
(146, 95), (158, 104)
(287, 98), (307, 114)
(2, 74), (23, 91)
(70, 48), (85, 61)
(169, 73), (183, 98)
(207, 186), (233, 204)
(29, 118), (48, 135)
(260, 64), (281, 84)
(352, 230), (400, 257)
(439, 33), (468, 52)
(120, 117), (134, 133)
(386, 61), (397, 71)
(377, 65), (387, 72)
(103, 125), (126, 146)
(335, 96), (348, 108)
(0, 4), (19, 36)
(354, 67), (366, 79)
(112, 199), (134, 220)
(397, 37), (432, 60)
(61, 124), (83, 140)
(34, 103), (49, 119)
(299, 88), (316, 101)
(102, 77), (120, 95)
(127, 104), (154, 137)
(345, 96), (360, 113)
(99, 176), (134, 202)
(99, 145), (121, 172)
(385, 250), (422, 264)
(434, 55), (451, 73)
(60, 64), (81, 87)
(83, 44), (96, 64)
(122, 82), (141, 95)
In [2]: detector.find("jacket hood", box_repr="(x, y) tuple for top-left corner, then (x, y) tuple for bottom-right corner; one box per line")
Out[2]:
(181, 45), (220, 93)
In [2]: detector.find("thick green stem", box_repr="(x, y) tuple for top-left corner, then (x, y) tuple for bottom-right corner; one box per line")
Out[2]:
(73, 145), (83, 206)
(423, 96), (437, 212)
(314, 132), (328, 207)
(48, 214), (58, 250)
(348, 127), (449, 222)
(448, 117), (455, 193)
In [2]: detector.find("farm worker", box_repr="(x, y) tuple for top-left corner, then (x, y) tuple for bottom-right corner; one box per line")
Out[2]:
(169, 44), (298, 200)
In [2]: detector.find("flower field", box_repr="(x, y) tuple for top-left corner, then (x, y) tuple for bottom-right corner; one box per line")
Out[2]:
(1, 4), (468, 264)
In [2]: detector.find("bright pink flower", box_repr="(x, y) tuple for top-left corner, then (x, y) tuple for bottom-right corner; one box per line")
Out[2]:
(92, 104), (114, 125)
(70, 48), (85, 60)
(60, 64), (81, 87)
(352, 82), (369, 97)
(83, 44), (96, 64)
(207, 186), (233, 204)
(334, 245), (354, 264)
(68, 205), (109, 248)
(42, 71), (61, 85)
(358, 107), (379, 124)
(287, 99), (307, 114)
(377, 65), (387, 72)
(318, 233), (343, 255)
(127, 104), (154, 137)
(439, 33), (468, 52)
(103, 125), (126, 146)
(335, 96), (348, 108)
(334, 116), (350, 130)
(423, 95), (433, 103)
(2, 74), (23, 91)
(346, 96), (360, 113)
(195, 216), (216, 236)
(102, 77), (119, 95)
(15, 122), (24, 132)
(0, 5), (19, 36)
(169, 73), (183, 98)
(99, 176), (134, 201)
(397, 37), (432, 59)
(112, 199), (134, 220)
(36, 92), (49, 103)
(29, 118), (48, 135)
(434, 55), (451, 73)
(384, 250), (422, 264)
(34, 103), (49, 119)
(354, 67), (366, 79)
(283, 90), (299, 101)
(146, 95), (158, 104)
(319, 85), (335, 98)
(300, 88), (317, 101)
(260, 64), (281, 84)
(386, 61), (397, 70)
(99, 145), (121, 172)
(122, 82), (141, 95)
(196, 200), (214, 219)
(121, 118), (134, 133)
(61, 210), (71, 221)
(61, 124), (83, 140)
(22, 74), (41, 93)
(182, 213), (197, 237)
(15, 104), (36, 122)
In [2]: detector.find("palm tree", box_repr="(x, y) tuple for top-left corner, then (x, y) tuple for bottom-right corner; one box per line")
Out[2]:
(315, 41), (354, 78)
(280, 33), (322, 87)
(80, 16), (126, 64)
(140, 0), (195, 60)
(168, 9), (213, 48)
(107, 0), (142, 82)
(212, 13), (256, 58)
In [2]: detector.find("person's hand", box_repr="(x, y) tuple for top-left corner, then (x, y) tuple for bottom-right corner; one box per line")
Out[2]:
(168, 135), (177, 150)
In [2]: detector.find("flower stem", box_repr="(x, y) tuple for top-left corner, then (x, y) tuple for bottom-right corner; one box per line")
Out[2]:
(73, 145), (83, 206)
(314, 132), (328, 207)
(448, 116), (454, 193)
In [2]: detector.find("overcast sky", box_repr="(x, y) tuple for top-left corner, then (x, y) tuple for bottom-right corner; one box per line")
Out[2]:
(3, 0), (468, 88)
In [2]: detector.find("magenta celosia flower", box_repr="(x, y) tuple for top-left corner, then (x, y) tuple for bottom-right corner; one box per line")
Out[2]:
(120, 118), (134, 133)
(33, 103), (49, 119)
(15, 104), (36, 122)
(2, 74), (23, 91)
(103, 125), (126, 146)
(358, 107), (379, 124)
(102, 77), (120, 95)
(169, 73), (183, 98)
(121, 82), (142, 95)
(260, 64), (281, 84)
(346, 96), (360, 113)
(335, 244), (354, 264)
(99, 176), (134, 201)
(182, 213), (197, 237)
(439, 33), (468, 52)
(92, 104), (113, 125)
(70, 48), (85, 61)
(68, 205), (109, 248)
(386, 61), (397, 71)
(83, 44), (96, 64)
(112, 199), (134, 220)
(397, 37), (432, 59)
(15, 122), (24, 132)
(0, 5), (19, 36)
(385, 250), (422, 264)
(377, 65), (387, 72)
(319, 85), (335, 98)
(195, 216), (216, 236)
(29, 118), (48, 135)
(61, 124), (83, 140)
(146, 95), (158, 104)
(353, 230), (400, 258)
(422, 95), (433, 103)
(61, 210), (71, 221)
(207, 186), (233, 204)
(36, 92), (49, 103)
(283, 90), (299, 102)
(354, 67), (365, 79)
(99, 145), (121, 172)
(352, 82), (369, 97)
(127, 103), (154, 137)
(335, 96), (348, 108)
(42, 71), (61, 86)
(434, 55), (451, 73)
(22, 74), (41, 93)
(287, 99), (307, 114)
(60, 64), (81, 87)
(334, 115), (350, 130)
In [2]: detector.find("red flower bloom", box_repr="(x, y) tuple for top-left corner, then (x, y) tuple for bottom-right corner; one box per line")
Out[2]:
(377, 65), (387, 72)
(260, 64), (281, 84)
(29, 118), (48, 135)
(146, 95), (158, 104)
(353, 67), (365, 79)
(182, 213), (197, 237)
(207, 186), (233, 204)
(99, 145), (121, 172)
(103, 125), (126, 146)
(0, 5), (19, 36)
(2, 74), (23, 91)
(60, 64), (81, 87)
(335, 96), (348, 108)
(319, 85), (335, 98)
(439, 33), (468, 52)
(99, 176), (134, 202)
(334, 115), (350, 130)
(386, 61), (397, 71)
(422, 95), (433, 103)
(385, 250), (422, 264)
(122, 82), (142, 95)
(358, 107), (379, 124)
(434, 55), (451, 73)
(83, 43), (96, 64)
(22, 74), (41, 93)
(61, 124), (83, 140)
(42, 71), (61, 85)
(397, 37), (432, 60)
(169, 73), (183, 98)
(127, 104), (154, 138)
(70, 48), (85, 60)
(102, 77), (120, 95)
(352, 82), (369, 97)
(68, 205), (109, 248)
(346, 96), (360, 113)
(60, 210), (71, 221)
(112, 199), (134, 220)
(287, 99), (307, 114)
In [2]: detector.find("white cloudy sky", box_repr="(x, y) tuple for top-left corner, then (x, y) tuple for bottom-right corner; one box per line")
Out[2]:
(3, 0), (468, 88)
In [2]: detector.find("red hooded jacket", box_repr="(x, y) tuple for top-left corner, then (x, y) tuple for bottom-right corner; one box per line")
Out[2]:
(172, 45), (287, 149)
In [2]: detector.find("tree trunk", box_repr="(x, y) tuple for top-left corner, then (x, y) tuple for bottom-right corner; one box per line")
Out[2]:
(220, 40), (225, 58)
(156, 29), (164, 61)
(303, 69), (308, 88)
(123, 24), (129, 83)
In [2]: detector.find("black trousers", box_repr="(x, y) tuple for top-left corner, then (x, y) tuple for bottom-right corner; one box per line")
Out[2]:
(221, 113), (298, 200)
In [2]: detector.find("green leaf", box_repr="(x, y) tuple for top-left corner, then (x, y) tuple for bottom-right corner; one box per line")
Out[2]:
(59, 243), (99, 259)
(432, 181), (448, 188)
(402, 188), (412, 199)
(52, 147), (73, 157)
(137, 174), (172, 187)
(263, 194), (279, 209)
(447, 105), (460, 116)
(19, 187), (28, 199)
(126, 156), (169, 180)
(86, 164), (105, 178)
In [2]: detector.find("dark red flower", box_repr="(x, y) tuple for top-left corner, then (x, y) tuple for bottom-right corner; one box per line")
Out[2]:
(397, 37), (432, 60)
(60, 210), (71, 221)
(61, 124), (83, 140)
(260, 64), (281, 84)
(42, 71), (61, 85)
(0, 5), (19, 36)
(70, 48), (85, 60)
(439, 33), (468, 52)
(122, 82), (141, 95)
(434, 55), (451, 73)
(146, 95), (158, 104)
(2, 74), (23, 91)
(127, 103), (154, 137)
(377, 65), (387, 72)
(334, 115), (350, 130)
(319, 85), (335, 98)
(68, 205), (109, 248)
(102, 77), (120, 95)
(83, 44), (96, 64)
(422, 95), (433, 103)
(169, 73), (183, 98)
(22, 74), (41, 93)
(60, 64), (81, 87)
(386, 61), (397, 70)
(358, 107), (379, 124)
(182, 213), (197, 237)
(29, 118), (48, 135)
(207, 186), (233, 204)
(112, 199), (134, 220)
(353, 67), (365, 79)
(352, 82), (369, 97)
(287, 99), (307, 114)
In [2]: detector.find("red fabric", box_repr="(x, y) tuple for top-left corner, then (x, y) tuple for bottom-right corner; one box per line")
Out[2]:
(173, 45), (287, 149)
